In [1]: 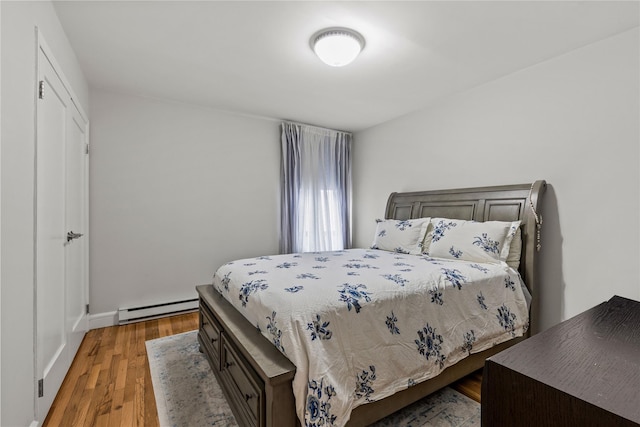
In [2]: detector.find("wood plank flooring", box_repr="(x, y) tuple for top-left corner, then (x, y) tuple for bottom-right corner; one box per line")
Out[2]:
(43, 312), (199, 427)
(452, 368), (483, 403)
(43, 312), (481, 426)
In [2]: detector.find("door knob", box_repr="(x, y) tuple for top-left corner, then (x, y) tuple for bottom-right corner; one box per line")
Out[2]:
(66, 231), (83, 242)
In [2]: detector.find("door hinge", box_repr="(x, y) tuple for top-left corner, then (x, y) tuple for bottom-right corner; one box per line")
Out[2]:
(38, 378), (44, 397)
(85, 144), (89, 155)
(38, 80), (45, 99)
(86, 303), (90, 314)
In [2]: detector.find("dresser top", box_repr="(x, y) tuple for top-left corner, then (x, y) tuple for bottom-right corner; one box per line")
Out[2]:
(488, 295), (640, 424)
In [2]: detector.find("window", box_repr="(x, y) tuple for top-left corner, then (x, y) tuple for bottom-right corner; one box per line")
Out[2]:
(280, 122), (352, 253)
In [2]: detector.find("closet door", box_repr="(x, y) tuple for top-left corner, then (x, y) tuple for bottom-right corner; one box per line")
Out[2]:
(65, 96), (89, 360)
(35, 40), (89, 422)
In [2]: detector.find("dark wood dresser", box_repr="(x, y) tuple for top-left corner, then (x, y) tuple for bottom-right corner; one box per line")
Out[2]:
(482, 295), (640, 426)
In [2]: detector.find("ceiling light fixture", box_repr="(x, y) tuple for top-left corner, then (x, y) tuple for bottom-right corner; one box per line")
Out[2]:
(310, 27), (365, 67)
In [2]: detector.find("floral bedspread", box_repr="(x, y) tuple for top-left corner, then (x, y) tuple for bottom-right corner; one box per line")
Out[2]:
(212, 249), (529, 427)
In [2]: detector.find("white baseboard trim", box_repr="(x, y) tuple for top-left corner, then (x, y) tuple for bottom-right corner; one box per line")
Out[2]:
(30, 421), (40, 427)
(88, 311), (118, 330)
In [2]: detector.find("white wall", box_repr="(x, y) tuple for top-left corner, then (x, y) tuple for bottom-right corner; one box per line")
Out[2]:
(353, 28), (639, 332)
(89, 90), (281, 318)
(0, 2), (3, 422)
(1, 1), (89, 425)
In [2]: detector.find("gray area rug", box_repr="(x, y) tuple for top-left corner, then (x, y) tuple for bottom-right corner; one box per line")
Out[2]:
(146, 331), (480, 427)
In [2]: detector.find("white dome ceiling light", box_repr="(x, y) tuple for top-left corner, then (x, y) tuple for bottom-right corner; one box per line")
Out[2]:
(310, 27), (365, 67)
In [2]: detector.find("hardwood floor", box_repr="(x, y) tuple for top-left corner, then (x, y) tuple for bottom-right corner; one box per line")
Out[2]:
(43, 311), (481, 426)
(452, 368), (483, 403)
(43, 312), (199, 427)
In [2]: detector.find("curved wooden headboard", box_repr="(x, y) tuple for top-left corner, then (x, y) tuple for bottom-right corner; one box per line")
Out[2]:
(385, 180), (547, 333)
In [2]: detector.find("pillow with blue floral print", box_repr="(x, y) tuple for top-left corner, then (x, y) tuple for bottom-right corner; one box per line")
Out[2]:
(426, 218), (521, 264)
(370, 218), (430, 255)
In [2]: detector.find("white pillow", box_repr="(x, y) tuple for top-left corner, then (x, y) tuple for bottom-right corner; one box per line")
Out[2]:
(371, 218), (430, 255)
(506, 226), (522, 269)
(427, 218), (521, 264)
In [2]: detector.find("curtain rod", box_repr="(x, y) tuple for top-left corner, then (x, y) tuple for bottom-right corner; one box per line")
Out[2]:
(282, 120), (352, 136)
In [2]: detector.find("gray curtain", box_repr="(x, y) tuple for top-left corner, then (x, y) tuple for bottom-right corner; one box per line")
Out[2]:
(280, 122), (352, 254)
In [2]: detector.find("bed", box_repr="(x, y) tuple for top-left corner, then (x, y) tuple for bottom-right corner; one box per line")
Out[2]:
(197, 180), (546, 427)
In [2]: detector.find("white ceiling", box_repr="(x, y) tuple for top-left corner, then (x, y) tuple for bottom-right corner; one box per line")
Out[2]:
(53, 1), (639, 132)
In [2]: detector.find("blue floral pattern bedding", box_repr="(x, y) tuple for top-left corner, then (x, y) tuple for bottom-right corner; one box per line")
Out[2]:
(212, 248), (529, 427)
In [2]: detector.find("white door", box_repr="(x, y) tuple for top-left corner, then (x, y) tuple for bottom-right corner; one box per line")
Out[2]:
(35, 41), (89, 422)
(65, 97), (89, 358)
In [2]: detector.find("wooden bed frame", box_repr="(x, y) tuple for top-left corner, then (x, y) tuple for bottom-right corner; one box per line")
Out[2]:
(197, 180), (547, 427)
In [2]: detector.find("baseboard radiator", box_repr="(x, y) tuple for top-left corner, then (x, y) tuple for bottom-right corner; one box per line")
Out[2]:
(118, 297), (199, 325)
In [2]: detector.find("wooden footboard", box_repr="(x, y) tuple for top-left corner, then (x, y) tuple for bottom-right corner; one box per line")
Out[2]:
(197, 284), (297, 427)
